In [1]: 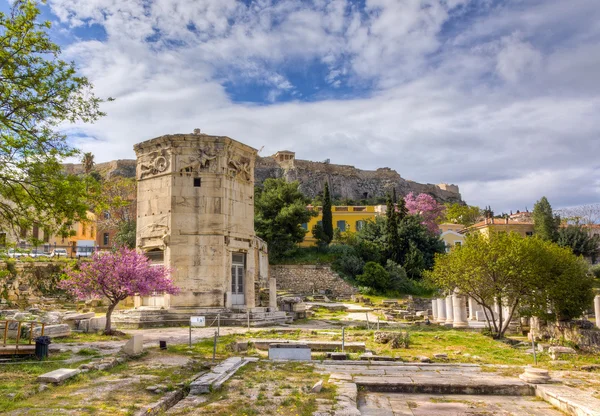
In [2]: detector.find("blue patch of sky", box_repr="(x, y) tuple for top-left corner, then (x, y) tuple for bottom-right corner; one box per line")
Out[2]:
(224, 58), (373, 104)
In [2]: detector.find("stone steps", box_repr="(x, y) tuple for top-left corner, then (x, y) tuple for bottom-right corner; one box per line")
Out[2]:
(535, 385), (600, 416)
(352, 374), (534, 396)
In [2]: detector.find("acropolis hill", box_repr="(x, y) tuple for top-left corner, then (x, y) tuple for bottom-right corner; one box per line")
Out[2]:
(63, 150), (463, 204)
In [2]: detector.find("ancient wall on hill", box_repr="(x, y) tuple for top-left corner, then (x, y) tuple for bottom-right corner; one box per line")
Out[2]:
(255, 156), (463, 203)
(65, 155), (463, 204)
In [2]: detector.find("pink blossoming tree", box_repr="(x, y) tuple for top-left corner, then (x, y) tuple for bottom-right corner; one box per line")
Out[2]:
(60, 247), (178, 334)
(404, 192), (446, 234)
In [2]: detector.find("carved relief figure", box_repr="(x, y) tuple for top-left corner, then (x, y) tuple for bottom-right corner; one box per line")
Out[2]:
(138, 215), (169, 238)
(140, 149), (170, 178)
(179, 148), (217, 174)
(227, 148), (252, 181)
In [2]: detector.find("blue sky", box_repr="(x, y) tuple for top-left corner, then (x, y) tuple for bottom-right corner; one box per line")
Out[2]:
(9, 0), (600, 212)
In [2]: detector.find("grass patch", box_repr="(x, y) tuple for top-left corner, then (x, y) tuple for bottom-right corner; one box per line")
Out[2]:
(56, 331), (130, 344)
(0, 349), (205, 414)
(176, 361), (336, 416)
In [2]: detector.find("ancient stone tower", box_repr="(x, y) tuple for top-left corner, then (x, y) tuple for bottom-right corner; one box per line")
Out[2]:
(133, 132), (271, 311)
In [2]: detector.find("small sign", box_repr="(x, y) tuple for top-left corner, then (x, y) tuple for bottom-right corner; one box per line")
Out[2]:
(190, 316), (205, 327)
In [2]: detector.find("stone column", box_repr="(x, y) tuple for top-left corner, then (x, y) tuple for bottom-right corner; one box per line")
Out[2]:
(431, 299), (438, 321)
(445, 295), (454, 325)
(269, 278), (278, 311)
(436, 298), (446, 323)
(595, 295), (600, 329)
(468, 297), (476, 320)
(452, 293), (468, 328)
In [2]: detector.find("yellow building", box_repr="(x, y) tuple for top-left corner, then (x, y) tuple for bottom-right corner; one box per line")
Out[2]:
(461, 217), (534, 238)
(47, 211), (97, 254)
(300, 205), (382, 247)
(439, 223), (465, 251)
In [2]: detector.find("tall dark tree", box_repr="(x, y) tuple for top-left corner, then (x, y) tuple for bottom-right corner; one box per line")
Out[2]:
(0, 1), (105, 236)
(392, 188), (397, 203)
(397, 195), (408, 220)
(322, 181), (333, 244)
(385, 194), (402, 264)
(533, 197), (560, 241)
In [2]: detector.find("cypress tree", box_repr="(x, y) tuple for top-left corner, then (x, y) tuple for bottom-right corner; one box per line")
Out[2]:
(385, 193), (402, 264)
(533, 196), (560, 242)
(322, 182), (333, 244)
(397, 195), (408, 220)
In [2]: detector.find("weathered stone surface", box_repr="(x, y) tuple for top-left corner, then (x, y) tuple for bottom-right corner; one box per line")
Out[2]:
(133, 133), (269, 311)
(37, 368), (80, 384)
(189, 357), (249, 395)
(122, 334), (144, 356)
(63, 312), (95, 321)
(433, 353), (448, 359)
(78, 316), (107, 332)
(268, 344), (311, 361)
(311, 380), (324, 393)
(519, 367), (551, 384)
(548, 346), (576, 360)
(272, 265), (357, 297)
(536, 384), (600, 416)
(329, 352), (348, 361)
(31, 324), (71, 338)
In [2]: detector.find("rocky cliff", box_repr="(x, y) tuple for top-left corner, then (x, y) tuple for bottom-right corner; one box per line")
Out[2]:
(255, 156), (463, 204)
(65, 156), (463, 204)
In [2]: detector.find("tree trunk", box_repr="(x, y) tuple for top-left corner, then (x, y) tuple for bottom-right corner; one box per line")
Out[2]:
(105, 303), (116, 335)
(498, 301), (519, 339)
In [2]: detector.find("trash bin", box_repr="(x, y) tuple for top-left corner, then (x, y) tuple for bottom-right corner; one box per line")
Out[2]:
(35, 336), (52, 360)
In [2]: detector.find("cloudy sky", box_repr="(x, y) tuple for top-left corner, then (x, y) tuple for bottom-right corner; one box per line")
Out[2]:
(13, 0), (600, 212)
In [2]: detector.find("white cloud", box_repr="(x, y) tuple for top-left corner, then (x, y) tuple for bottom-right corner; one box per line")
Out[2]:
(45, 0), (600, 212)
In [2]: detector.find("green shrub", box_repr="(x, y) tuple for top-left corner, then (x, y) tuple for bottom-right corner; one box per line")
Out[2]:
(356, 262), (390, 292)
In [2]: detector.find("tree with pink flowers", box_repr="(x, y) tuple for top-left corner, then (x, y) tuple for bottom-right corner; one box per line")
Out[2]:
(404, 192), (446, 234)
(60, 247), (178, 334)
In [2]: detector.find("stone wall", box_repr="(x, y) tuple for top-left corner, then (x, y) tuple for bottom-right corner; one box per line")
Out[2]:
(0, 261), (67, 306)
(535, 321), (600, 352)
(271, 265), (357, 297)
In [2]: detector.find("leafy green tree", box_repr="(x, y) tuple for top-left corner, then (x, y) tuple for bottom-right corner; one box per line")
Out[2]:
(426, 232), (541, 338)
(254, 178), (316, 260)
(0, 1), (104, 237)
(444, 203), (482, 227)
(535, 242), (594, 322)
(114, 220), (136, 249)
(357, 213), (444, 280)
(356, 262), (390, 292)
(533, 196), (560, 241)
(322, 182), (333, 244)
(385, 260), (408, 292)
(426, 232), (593, 337)
(557, 225), (600, 262)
